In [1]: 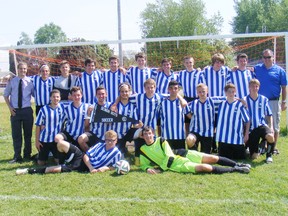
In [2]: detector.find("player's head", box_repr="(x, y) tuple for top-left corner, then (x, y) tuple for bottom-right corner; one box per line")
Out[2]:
(95, 86), (107, 103)
(144, 78), (156, 96)
(135, 53), (146, 68)
(224, 83), (236, 98)
(70, 86), (82, 102)
(59, 60), (70, 76)
(141, 126), (155, 145)
(183, 55), (194, 70)
(168, 80), (180, 96)
(196, 83), (208, 99)
(39, 64), (50, 78)
(84, 58), (96, 73)
(109, 56), (119, 71)
(104, 130), (118, 149)
(50, 89), (61, 104)
(249, 78), (260, 94)
(236, 53), (248, 68)
(212, 53), (225, 70)
(161, 58), (172, 72)
(118, 82), (131, 100)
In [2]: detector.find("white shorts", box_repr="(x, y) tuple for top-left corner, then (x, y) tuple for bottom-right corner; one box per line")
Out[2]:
(268, 100), (281, 133)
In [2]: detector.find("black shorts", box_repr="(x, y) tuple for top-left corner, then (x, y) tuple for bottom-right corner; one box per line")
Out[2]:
(60, 145), (88, 172)
(246, 125), (273, 155)
(191, 132), (213, 154)
(59, 131), (80, 147)
(167, 139), (186, 150)
(38, 141), (58, 161)
(218, 142), (246, 159)
(86, 131), (104, 147)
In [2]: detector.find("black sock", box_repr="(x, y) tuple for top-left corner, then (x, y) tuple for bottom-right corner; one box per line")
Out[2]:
(211, 166), (233, 174)
(28, 167), (46, 174)
(217, 156), (237, 167)
(266, 142), (275, 158)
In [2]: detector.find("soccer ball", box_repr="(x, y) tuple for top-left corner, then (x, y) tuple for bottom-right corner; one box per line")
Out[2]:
(115, 160), (130, 175)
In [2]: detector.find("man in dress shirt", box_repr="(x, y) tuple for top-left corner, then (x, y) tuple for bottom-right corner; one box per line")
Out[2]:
(4, 62), (34, 163)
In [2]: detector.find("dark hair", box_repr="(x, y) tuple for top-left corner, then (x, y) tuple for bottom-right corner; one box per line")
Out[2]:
(161, 58), (172, 65)
(70, 86), (82, 94)
(224, 83), (236, 92)
(84, 58), (96, 66)
(236, 53), (248, 61)
(142, 126), (154, 135)
(96, 85), (107, 94)
(135, 52), (146, 61)
(109, 56), (119, 63)
(168, 80), (179, 88)
(49, 89), (61, 97)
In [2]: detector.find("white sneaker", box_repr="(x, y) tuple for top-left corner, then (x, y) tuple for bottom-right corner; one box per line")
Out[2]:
(266, 157), (273, 163)
(16, 168), (28, 175)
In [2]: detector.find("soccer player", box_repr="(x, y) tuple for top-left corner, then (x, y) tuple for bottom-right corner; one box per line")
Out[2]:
(139, 126), (251, 174)
(102, 56), (127, 102)
(177, 56), (205, 134)
(54, 86), (89, 149)
(158, 80), (187, 149)
(32, 64), (55, 115)
(126, 52), (157, 94)
(16, 130), (121, 175)
(155, 58), (178, 94)
(75, 58), (103, 104)
(53, 60), (78, 105)
(111, 82), (143, 156)
(227, 53), (254, 98)
(216, 83), (250, 159)
(35, 89), (66, 165)
(78, 86), (113, 152)
(244, 79), (275, 163)
(4, 62), (34, 163)
(185, 84), (225, 154)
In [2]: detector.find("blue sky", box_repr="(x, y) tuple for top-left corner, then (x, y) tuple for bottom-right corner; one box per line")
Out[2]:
(0, 0), (236, 46)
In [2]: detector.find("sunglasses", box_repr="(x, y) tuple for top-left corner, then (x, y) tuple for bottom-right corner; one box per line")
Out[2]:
(263, 56), (272, 59)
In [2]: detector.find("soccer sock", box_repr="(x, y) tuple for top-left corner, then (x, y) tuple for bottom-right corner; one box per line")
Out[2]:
(211, 166), (233, 174)
(28, 167), (46, 174)
(266, 142), (275, 158)
(216, 156), (237, 167)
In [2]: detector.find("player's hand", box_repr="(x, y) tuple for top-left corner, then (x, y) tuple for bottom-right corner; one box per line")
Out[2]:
(90, 169), (98, 173)
(231, 66), (238, 72)
(35, 141), (43, 151)
(247, 67), (254, 72)
(110, 104), (118, 113)
(9, 107), (16, 116)
(119, 67), (127, 75)
(147, 168), (159, 174)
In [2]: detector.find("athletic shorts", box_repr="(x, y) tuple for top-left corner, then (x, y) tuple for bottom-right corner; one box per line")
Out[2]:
(268, 100), (280, 133)
(218, 142), (246, 159)
(169, 150), (204, 173)
(60, 145), (88, 172)
(190, 132), (213, 154)
(59, 131), (80, 147)
(38, 141), (58, 161)
(167, 139), (186, 150)
(86, 131), (103, 147)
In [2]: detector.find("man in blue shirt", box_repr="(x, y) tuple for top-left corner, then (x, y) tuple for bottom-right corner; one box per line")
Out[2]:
(254, 49), (287, 152)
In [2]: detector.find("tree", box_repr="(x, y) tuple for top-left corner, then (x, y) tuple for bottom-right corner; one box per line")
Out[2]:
(34, 22), (67, 44)
(140, 0), (230, 69)
(17, 32), (33, 45)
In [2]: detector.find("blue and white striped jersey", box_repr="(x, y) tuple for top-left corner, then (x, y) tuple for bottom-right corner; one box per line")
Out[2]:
(177, 69), (205, 98)
(244, 94), (272, 131)
(203, 66), (229, 96)
(32, 76), (55, 106)
(158, 98), (185, 139)
(86, 142), (121, 169)
(126, 67), (157, 94)
(216, 100), (250, 144)
(155, 71), (178, 94)
(76, 70), (103, 104)
(102, 70), (127, 102)
(64, 102), (89, 140)
(35, 103), (66, 142)
(227, 69), (254, 98)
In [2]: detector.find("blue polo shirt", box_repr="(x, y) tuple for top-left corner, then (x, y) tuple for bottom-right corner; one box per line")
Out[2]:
(254, 63), (287, 100)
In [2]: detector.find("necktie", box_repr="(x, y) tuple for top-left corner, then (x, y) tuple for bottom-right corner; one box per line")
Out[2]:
(18, 79), (22, 108)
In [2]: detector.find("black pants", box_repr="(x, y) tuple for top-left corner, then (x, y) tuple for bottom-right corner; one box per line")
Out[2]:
(10, 107), (33, 159)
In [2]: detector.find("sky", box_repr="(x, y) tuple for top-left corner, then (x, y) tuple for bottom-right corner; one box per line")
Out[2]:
(0, 0), (236, 46)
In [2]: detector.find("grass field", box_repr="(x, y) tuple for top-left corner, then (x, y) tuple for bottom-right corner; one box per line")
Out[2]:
(0, 102), (288, 215)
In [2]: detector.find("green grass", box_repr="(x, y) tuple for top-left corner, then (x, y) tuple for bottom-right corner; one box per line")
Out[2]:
(0, 103), (288, 215)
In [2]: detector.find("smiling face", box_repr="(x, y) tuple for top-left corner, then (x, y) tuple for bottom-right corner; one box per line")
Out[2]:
(85, 62), (96, 74)
(196, 85), (208, 101)
(50, 92), (61, 106)
(225, 87), (236, 100)
(18, 63), (28, 78)
(96, 89), (107, 105)
(109, 59), (119, 72)
(262, 50), (274, 68)
(60, 63), (70, 77)
(40, 65), (50, 80)
(136, 57), (146, 69)
(71, 90), (82, 103)
(142, 128), (155, 145)
(184, 57), (194, 71)
(119, 84), (131, 101)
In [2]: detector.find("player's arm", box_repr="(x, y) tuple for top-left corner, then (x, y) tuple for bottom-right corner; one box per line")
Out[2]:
(35, 125), (43, 151)
(177, 93), (187, 108)
(243, 121), (250, 143)
(140, 154), (155, 173)
(265, 115), (274, 133)
(83, 154), (98, 173)
(281, 85), (287, 111)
